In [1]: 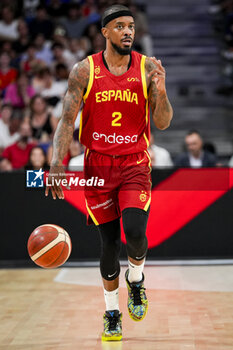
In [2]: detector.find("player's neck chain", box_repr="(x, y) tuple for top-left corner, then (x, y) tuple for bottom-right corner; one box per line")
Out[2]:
(102, 51), (132, 72)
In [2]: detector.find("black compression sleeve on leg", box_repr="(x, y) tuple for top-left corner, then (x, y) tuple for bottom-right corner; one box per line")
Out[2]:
(97, 218), (121, 281)
(122, 208), (149, 261)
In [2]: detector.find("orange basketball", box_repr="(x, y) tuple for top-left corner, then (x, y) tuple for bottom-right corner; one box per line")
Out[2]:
(27, 224), (72, 268)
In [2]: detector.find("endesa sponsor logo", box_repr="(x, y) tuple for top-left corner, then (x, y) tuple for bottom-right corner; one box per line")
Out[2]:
(93, 132), (138, 144)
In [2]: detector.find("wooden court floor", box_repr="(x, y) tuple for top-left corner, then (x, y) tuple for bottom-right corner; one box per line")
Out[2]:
(1, 268), (233, 350)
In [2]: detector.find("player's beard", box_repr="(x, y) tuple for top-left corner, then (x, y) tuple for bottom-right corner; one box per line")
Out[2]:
(111, 40), (132, 56)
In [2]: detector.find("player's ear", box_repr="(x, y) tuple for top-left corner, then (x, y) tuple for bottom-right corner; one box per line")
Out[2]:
(101, 27), (109, 39)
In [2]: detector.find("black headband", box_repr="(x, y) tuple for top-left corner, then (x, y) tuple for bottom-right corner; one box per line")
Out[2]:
(102, 10), (133, 27)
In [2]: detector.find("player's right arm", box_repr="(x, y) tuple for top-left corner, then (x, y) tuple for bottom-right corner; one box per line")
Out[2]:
(45, 58), (90, 200)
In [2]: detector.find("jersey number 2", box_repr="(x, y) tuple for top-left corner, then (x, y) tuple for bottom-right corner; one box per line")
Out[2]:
(112, 112), (122, 127)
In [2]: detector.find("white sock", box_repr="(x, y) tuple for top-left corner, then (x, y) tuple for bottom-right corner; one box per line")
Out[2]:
(104, 288), (119, 311)
(128, 259), (145, 283)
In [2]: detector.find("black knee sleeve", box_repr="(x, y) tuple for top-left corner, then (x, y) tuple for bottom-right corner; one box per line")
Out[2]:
(122, 208), (149, 261)
(97, 218), (121, 281)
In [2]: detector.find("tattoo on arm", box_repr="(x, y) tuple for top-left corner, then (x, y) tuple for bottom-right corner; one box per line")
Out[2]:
(51, 59), (90, 165)
(145, 57), (173, 129)
(145, 58), (158, 113)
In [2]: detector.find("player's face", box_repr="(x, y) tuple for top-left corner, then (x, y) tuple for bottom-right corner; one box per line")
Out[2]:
(103, 16), (135, 55)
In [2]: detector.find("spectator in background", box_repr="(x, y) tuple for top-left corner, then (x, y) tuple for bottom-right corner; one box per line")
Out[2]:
(12, 19), (31, 56)
(97, 0), (109, 16)
(69, 38), (88, 62)
(4, 72), (35, 109)
(29, 5), (54, 40)
(175, 130), (217, 167)
(55, 63), (69, 81)
(34, 33), (53, 66)
(0, 103), (19, 154)
(82, 0), (100, 24)
(25, 146), (49, 170)
(68, 142), (85, 170)
(52, 26), (69, 50)
(84, 22), (101, 52)
(23, 0), (40, 21)
(148, 133), (173, 167)
(2, 121), (35, 169)
(0, 0), (20, 16)
(21, 44), (46, 77)
(47, 0), (67, 19)
(129, 3), (153, 56)
(1, 41), (17, 63)
(60, 3), (89, 39)
(29, 94), (57, 142)
(51, 63), (69, 119)
(0, 6), (19, 41)
(51, 42), (76, 72)
(82, 0), (98, 17)
(0, 52), (18, 96)
(88, 33), (105, 55)
(31, 67), (47, 94)
(38, 67), (67, 107)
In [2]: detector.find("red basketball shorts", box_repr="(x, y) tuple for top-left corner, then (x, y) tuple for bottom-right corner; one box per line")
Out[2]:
(84, 149), (152, 225)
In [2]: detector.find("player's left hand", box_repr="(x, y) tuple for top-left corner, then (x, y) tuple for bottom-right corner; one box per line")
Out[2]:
(148, 57), (166, 93)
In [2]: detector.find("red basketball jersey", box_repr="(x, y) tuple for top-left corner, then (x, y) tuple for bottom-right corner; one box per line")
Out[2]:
(79, 51), (150, 155)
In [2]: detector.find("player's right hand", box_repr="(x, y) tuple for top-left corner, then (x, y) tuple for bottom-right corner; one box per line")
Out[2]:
(45, 164), (69, 200)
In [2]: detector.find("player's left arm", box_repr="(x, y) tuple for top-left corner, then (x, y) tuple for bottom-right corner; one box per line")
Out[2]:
(145, 57), (173, 130)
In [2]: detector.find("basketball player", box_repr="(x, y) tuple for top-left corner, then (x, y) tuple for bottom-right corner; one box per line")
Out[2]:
(45, 5), (173, 341)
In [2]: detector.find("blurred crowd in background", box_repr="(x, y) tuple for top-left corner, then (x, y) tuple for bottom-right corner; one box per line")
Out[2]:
(0, 0), (154, 171)
(210, 0), (233, 94)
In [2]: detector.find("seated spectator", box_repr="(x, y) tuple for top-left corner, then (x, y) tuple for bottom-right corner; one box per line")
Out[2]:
(83, 23), (100, 53)
(175, 130), (217, 167)
(60, 3), (89, 39)
(0, 51), (18, 95)
(12, 19), (31, 56)
(29, 94), (57, 142)
(38, 67), (67, 106)
(34, 33), (53, 66)
(129, 3), (153, 56)
(25, 146), (49, 170)
(0, 103), (19, 154)
(29, 5), (54, 40)
(47, 0), (68, 19)
(51, 42), (76, 72)
(23, 0), (40, 21)
(0, 6), (19, 41)
(88, 33), (105, 55)
(69, 38), (88, 62)
(4, 72), (35, 109)
(21, 44), (46, 77)
(31, 67), (47, 94)
(55, 63), (69, 82)
(2, 121), (36, 169)
(82, 0), (98, 18)
(1, 41), (17, 63)
(52, 26), (69, 50)
(68, 142), (85, 170)
(148, 134), (173, 168)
